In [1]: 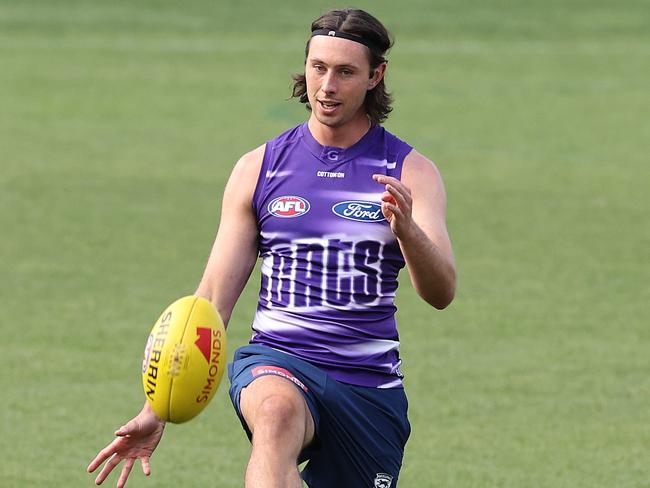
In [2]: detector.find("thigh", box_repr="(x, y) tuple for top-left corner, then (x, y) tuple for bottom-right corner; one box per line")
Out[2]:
(301, 385), (410, 488)
(228, 345), (324, 445)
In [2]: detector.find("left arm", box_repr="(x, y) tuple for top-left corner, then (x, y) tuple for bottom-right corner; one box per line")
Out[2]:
(373, 150), (456, 309)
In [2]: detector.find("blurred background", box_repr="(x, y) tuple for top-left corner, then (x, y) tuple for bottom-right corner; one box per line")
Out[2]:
(1, 0), (648, 486)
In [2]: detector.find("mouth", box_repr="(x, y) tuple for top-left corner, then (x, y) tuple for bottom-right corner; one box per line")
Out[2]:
(317, 99), (342, 112)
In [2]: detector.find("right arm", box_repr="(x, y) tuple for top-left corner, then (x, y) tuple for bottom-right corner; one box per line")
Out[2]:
(88, 146), (264, 486)
(194, 144), (265, 326)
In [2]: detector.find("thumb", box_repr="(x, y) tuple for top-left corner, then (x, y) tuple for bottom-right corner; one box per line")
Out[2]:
(115, 418), (141, 437)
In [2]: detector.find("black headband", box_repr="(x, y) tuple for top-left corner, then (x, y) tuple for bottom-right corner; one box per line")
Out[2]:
(311, 29), (380, 53)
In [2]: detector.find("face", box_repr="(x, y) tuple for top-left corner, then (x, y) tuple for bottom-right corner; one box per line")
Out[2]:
(305, 35), (385, 129)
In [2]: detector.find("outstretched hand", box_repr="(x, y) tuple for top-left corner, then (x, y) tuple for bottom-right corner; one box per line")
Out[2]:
(373, 174), (415, 240)
(87, 404), (165, 488)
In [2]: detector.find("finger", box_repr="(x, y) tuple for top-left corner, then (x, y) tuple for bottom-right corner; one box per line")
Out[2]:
(382, 202), (405, 221)
(95, 453), (122, 485)
(382, 176), (411, 196)
(141, 457), (151, 476)
(374, 175), (412, 210)
(386, 184), (412, 210)
(117, 458), (135, 488)
(87, 454), (104, 473)
(372, 173), (399, 185)
(381, 205), (394, 222)
(373, 174), (409, 194)
(88, 439), (121, 472)
(388, 181), (412, 201)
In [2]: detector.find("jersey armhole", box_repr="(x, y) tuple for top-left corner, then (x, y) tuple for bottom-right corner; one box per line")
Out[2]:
(390, 145), (414, 181)
(252, 142), (273, 220)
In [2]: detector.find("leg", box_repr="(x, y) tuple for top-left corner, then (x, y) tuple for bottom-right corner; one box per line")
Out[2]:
(240, 375), (316, 488)
(301, 383), (410, 488)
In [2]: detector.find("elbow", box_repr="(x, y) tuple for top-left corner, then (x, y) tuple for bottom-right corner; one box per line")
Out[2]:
(436, 294), (455, 310)
(426, 288), (455, 310)
(419, 274), (456, 310)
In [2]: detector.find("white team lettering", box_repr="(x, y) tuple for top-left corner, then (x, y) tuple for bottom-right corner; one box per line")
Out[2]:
(261, 237), (389, 309)
(316, 170), (345, 178)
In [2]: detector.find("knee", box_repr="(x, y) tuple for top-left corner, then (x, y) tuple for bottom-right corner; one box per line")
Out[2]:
(240, 375), (314, 450)
(251, 394), (305, 440)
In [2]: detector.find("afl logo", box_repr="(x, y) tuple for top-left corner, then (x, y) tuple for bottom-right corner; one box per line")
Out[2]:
(332, 200), (385, 223)
(268, 196), (310, 218)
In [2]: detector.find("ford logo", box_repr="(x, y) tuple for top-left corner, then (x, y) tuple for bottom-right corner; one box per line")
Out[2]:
(331, 201), (385, 223)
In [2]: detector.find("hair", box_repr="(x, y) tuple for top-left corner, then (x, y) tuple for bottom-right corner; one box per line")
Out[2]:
(291, 8), (394, 125)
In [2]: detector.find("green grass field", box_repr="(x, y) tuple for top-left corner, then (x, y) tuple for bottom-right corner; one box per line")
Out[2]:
(1, 1), (649, 486)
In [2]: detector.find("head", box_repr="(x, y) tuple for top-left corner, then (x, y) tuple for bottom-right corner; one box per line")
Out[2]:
(291, 8), (394, 127)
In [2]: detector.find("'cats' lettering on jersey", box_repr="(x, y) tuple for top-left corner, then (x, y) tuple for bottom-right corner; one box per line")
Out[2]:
(259, 237), (399, 309)
(268, 196), (310, 218)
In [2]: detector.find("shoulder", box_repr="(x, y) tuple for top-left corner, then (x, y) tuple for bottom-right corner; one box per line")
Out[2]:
(223, 144), (266, 210)
(234, 123), (303, 170)
(374, 126), (413, 158)
(403, 149), (440, 178)
(227, 124), (304, 196)
(402, 149), (447, 202)
(373, 127), (440, 183)
(363, 126), (413, 179)
(231, 144), (265, 183)
(266, 124), (305, 152)
(237, 144), (266, 167)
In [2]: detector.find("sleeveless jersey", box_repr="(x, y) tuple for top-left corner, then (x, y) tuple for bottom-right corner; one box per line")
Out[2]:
(250, 123), (413, 388)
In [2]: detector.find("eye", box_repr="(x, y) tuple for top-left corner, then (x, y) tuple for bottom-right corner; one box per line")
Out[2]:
(313, 64), (326, 73)
(340, 69), (353, 76)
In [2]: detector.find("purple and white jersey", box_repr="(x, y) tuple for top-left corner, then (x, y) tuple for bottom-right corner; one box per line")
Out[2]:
(250, 123), (413, 388)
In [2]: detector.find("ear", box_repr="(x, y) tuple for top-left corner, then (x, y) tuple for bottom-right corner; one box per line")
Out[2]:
(368, 62), (387, 90)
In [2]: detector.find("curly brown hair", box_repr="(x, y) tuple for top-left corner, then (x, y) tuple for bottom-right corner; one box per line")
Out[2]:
(291, 8), (394, 125)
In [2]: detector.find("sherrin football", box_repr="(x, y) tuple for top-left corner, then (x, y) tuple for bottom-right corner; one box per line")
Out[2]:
(141, 296), (227, 423)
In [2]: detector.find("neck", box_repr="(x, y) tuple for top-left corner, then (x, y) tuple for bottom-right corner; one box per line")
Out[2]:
(307, 112), (372, 148)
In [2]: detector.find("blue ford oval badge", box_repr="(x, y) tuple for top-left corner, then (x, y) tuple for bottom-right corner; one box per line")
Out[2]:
(331, 201), (385, 222)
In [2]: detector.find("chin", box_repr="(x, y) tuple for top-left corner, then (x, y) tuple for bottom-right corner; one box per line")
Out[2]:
(308, 105), (340, 127)
(314, 112), (347, 128)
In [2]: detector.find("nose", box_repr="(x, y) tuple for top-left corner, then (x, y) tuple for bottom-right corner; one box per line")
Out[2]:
(321, 70), (337, 95)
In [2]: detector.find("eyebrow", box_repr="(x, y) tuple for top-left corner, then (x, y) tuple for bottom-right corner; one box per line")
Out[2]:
(308, 57), (360, 70)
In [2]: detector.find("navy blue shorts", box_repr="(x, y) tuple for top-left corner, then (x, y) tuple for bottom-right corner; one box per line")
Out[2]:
(228, 344), (411, 488)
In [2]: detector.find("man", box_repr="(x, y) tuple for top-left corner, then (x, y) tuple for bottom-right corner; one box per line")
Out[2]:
(88, 8), (455, 488)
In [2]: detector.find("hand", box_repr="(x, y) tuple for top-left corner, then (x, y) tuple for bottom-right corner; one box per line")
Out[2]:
(87, 403), (166, 487)
(373, 174), (415, 240)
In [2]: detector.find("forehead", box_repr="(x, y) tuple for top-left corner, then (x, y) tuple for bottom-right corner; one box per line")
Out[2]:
(307, 35), (370, 68)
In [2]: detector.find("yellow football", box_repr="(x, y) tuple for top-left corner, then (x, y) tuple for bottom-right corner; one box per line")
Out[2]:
(141, 296), (227, 423)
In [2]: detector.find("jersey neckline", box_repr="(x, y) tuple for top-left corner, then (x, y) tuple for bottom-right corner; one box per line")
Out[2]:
(300, 122), (380, 164)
